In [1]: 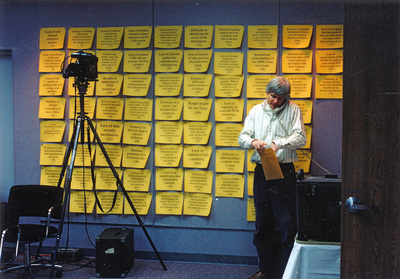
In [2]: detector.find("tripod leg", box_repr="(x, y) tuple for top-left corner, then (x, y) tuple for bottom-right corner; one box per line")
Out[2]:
(49, 118), (84, 279)
(56, 119), (79, 188)
(86, 118), (167, 271)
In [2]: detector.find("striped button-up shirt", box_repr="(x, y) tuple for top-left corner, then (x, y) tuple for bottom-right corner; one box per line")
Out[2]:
(238, 100), (307, 164)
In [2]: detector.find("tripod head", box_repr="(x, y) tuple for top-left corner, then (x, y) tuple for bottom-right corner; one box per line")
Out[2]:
(62, 51), (98, 118)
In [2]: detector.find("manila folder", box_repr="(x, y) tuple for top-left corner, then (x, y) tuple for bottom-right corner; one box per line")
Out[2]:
(257, 147), (284, 181)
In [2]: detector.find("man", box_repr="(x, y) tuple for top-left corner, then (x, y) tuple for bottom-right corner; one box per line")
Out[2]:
(238, 76), (306, 279)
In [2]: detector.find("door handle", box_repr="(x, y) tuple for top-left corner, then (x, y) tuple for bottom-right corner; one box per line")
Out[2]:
(345, 197), (373, 213)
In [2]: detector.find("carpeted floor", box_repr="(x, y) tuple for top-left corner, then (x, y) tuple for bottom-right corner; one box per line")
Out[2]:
(0, 255), (259, 279)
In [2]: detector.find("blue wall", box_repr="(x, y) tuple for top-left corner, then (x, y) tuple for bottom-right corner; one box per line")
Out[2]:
(0, 0), (343, 263)
(0, 52), (15, 198)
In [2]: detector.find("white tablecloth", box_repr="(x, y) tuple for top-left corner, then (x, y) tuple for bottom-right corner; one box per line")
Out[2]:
(283, 240), (340, 279)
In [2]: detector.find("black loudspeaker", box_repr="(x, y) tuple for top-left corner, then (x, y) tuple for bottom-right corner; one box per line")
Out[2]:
(96, 228), (134, 278)
(296, 177), (341, 242)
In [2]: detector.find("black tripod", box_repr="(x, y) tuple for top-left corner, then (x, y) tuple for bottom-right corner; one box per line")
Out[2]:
(49, 80), (167, 278)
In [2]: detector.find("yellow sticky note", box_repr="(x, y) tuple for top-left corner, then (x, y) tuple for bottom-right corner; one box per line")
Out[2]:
(95, 144), (123, 167)
(124, 26), (152, 49)
(183, 121), (212, 145)
(315, 50), (343, 74)
(40, 27), (66, 49)
(68, 121), (94, 143)
(154, 98), (183, 121)
(154, 144), (183, 167)
(40, 143), (66, 166)
(156, 192), (183, 215)
(123, 50), (152, 73)
(282, 50), (313, 74)
(39, 97), (66, 119)
(67, 27), (95, 49)
(71, 167), (94, 190)
(96, 74), (123, 96)
(215, 174), (244, 198)
(283, 74), (313, 98)
(215, 98), (244, 122)
(40, 120), (66, 143)
(122, 146), (151, 169)
(39, 50), (65, 72)
(123, 169), (151, 192)
(215, 75), (244, 98)
(292, 100), (313, 124)
(95, 167), (123, 190)
(40, 166), (63, 187)
(215, 123), (243, 147)
(248, 25), (278, 49)
(69, 97), (96, 119)
(295, 149), (312, 173)
(247, 198), (256, 222)
(184, 49), (213, 73)
(246, 75), (275, 99)
(183, 98), (212, 121)
(184, 25), (213, 49)
(123, 122), (152, 145)
(155, 168), (183, 191)
(154, 25), (183, 49)
(69, 144), (94, 167)
(215, 25), (244, 49)
(214, 52), (243, 75)
(184, 169), (213, 194)
(69, 190), (96, 214)
(155, 74), (183, 96)
(39, 74), (65, 96)
(283, 25), (313, 48)
(183, 193), (213, 216)
(183, 145), (212, 169)
(96, 50), (123, 72)
(96, 192), (124, 214)
(96, 27), (124, 49)
(183, 74), (212, 97)
(155, 49), (183, 72)
(247, 173), (254, 196)
(96, 97), (124, 120)
(124, 192), (152, 215)
(155, 121), (183, 144)
(96, 120), (123, 144)
(123, 74), (152, 96)
(315, 75), (343, 99)
(247, 50), (277, 73)
(304, 125), (312, 149)
(316, 25), (343, 49)
(124, 98), (153, 121)
(215, 149), (245, 173)
(247, 149), (256, 172)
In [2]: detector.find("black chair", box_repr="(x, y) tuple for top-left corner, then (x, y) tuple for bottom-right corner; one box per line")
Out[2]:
(0, 185), (64, 277)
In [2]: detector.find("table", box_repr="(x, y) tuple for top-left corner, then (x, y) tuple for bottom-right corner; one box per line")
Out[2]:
(283, 239), (340, 279)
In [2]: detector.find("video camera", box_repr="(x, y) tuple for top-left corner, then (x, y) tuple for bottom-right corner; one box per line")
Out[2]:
(63, 51), (98, 82)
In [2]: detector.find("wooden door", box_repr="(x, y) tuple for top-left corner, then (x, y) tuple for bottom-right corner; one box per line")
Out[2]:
(342, 3), (400, 278)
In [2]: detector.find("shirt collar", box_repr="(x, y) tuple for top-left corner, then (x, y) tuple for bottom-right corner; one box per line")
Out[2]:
(263, 99), (289, 114)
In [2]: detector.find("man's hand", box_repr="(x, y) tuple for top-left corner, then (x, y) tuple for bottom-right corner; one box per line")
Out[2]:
(251, 139), (268, 150)
(251, 139), (278, 152)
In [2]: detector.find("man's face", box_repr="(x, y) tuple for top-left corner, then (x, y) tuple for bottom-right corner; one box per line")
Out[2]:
(267, 92), (286, 109)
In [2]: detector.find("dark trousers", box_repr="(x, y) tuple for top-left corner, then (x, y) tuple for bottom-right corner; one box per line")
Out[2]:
(253, 163), (297, 278)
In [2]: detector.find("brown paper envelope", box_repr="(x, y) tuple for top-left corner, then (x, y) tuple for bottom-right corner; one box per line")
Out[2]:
(257, 147), (284, 181)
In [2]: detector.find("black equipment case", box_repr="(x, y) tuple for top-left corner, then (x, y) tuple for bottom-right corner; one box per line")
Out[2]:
(296, 177), (341, 242)
(96, 228), (134, 278)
